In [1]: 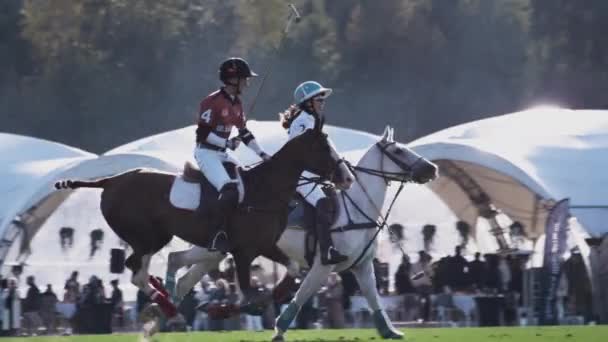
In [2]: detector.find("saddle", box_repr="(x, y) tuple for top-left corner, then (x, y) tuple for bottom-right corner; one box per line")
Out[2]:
(182, 161), (238, 184)
(181, 161), (239, 214)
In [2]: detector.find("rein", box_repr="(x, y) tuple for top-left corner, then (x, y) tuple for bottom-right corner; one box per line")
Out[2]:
(343, 181), (405, 271)
(301, 141), (415, 270)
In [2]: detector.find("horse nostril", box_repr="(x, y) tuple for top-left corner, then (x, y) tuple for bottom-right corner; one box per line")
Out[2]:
(346, 177), (353, 183)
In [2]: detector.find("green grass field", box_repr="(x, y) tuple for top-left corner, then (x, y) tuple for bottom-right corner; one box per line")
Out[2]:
(2, 326), (606, 342)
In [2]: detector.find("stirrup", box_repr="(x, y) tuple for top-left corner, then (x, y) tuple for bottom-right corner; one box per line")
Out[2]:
(208, 231), (229, 253)
(322, 246), (348, 265)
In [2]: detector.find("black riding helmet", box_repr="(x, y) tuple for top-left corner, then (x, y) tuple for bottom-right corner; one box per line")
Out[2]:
(219, 57), (258, 84)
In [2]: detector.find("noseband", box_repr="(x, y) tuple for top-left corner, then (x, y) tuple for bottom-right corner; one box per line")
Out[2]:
(347, 141), (423, 184)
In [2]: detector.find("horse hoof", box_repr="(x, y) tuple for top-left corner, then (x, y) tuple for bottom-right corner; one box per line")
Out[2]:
(139, 303), (162, 322)
(271, 334), (285, 342)
(142, 319), (159, 338)
(382, 330), (404, 340)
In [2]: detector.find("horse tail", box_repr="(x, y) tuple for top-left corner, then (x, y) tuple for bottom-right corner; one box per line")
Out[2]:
(54, 178), (110, 190)
(54, 169), (145, 190)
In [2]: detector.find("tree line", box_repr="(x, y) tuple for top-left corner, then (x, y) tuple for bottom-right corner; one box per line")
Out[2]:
(1, 0), (607, 152)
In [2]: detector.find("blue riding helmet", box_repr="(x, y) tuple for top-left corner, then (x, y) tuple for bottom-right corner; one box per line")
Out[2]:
(293, 81), (333, 105)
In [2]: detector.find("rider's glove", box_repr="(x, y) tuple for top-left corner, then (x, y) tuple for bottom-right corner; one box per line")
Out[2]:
(226, 137), (241, 150)
(259, 152), (272, 161)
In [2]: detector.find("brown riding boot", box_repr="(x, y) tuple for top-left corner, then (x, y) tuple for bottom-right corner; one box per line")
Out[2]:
(316, 198), (348, 265)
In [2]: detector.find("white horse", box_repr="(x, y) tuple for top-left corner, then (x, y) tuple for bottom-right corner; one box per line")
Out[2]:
(165, 126), (438, 340)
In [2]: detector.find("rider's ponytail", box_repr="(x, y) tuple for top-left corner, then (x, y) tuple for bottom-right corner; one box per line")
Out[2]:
(279, 105), (302, 129)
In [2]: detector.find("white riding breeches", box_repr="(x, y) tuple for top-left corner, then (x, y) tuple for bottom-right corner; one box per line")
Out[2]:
(193, 147), (240, 191)
(297, 171), (326, 206)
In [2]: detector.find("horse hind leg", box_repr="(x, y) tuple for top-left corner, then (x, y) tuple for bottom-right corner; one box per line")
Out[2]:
(273, 262), (334, 341)
(352, 259), (403, 339)
(170, 247), (223, 301)
(129, 253), (178, 320)
(125, 252), (143, 275)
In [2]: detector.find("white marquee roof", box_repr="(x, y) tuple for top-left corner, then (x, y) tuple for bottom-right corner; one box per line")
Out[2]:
(409, 107), (608, 238)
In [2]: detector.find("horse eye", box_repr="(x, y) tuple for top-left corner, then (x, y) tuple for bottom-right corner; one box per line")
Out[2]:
(394, 148), (403, 155)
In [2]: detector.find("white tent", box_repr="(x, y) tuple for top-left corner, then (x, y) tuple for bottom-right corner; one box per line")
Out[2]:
(0, 133), (96, 263)
(409, 107), (608, 240)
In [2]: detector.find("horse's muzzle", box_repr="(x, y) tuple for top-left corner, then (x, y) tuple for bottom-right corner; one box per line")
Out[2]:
(414, 163), (438, 184)
(335, 176), (354, 191)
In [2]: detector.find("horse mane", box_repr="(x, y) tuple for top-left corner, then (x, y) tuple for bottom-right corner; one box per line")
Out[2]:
(242, 130), (314, 181)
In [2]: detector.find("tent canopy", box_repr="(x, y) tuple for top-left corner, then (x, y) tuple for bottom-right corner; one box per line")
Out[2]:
(409, 107), (608, 238)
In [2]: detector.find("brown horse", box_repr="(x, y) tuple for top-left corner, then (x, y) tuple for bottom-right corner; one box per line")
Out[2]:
(54, 128), (354, 318)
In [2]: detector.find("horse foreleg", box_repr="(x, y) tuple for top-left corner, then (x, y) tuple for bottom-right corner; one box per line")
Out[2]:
(234, 250), (264, 314)
(352, 259), (403, 339)
(273, 262), (333, 342)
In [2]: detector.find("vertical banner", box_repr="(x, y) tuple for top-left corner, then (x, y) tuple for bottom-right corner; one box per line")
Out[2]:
(538, 198), (570, 325)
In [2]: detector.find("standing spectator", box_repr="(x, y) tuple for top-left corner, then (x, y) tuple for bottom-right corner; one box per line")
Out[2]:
(394, 255), (416, 321)
(40, 285), (58, 334)
(484, 254), (501, 292)
(411, 251), (433, 322)
(1, 278), (20, 336)
(468, 253), (485, 290)
(324, 273), (345, 328)
(207, 278), (230, 331)
(110, 280), (124, 327)
(449, 246), (468, 290)
(81, 276), (105, 306)
(394, 255), (415, 295)
(564, 250), (593, 321)
(22, 275), (42, 335)
(498, 256), (512, 293)
(508, 255), (524, 295)
(194, 276), (215, 331)
(435, 286), (455, 323)
(64, 271), (80, 303)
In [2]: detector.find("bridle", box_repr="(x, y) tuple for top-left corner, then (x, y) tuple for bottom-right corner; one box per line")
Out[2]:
(338, 141), (424, 270)
(347, 141), (425, 185)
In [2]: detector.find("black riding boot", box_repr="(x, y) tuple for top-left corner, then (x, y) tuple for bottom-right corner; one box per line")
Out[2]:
(316, 198), (348, 265)
(205, 183), (239, 253)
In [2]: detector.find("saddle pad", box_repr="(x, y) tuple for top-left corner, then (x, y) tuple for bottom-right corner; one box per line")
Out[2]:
(169, 175), (246, 211)
(169, 176), (201, 211)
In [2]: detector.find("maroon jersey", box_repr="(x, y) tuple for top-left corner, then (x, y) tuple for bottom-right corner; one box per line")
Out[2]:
(196, 88), (246, 143)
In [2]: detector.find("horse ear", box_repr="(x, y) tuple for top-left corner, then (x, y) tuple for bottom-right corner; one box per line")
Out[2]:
(381, 126), (390, 142)
(388, 127), (395, 142)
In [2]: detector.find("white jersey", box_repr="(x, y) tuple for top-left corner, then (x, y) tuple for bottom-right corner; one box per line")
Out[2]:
(287, 110), (317, 141)
(287, 110), (326, 206)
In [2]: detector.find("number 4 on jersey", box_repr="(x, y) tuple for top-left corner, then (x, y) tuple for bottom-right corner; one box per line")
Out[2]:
(200, 109), (212, 123)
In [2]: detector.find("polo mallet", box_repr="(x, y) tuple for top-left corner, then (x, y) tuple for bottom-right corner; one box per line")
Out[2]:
(247, 3), (301, 117)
